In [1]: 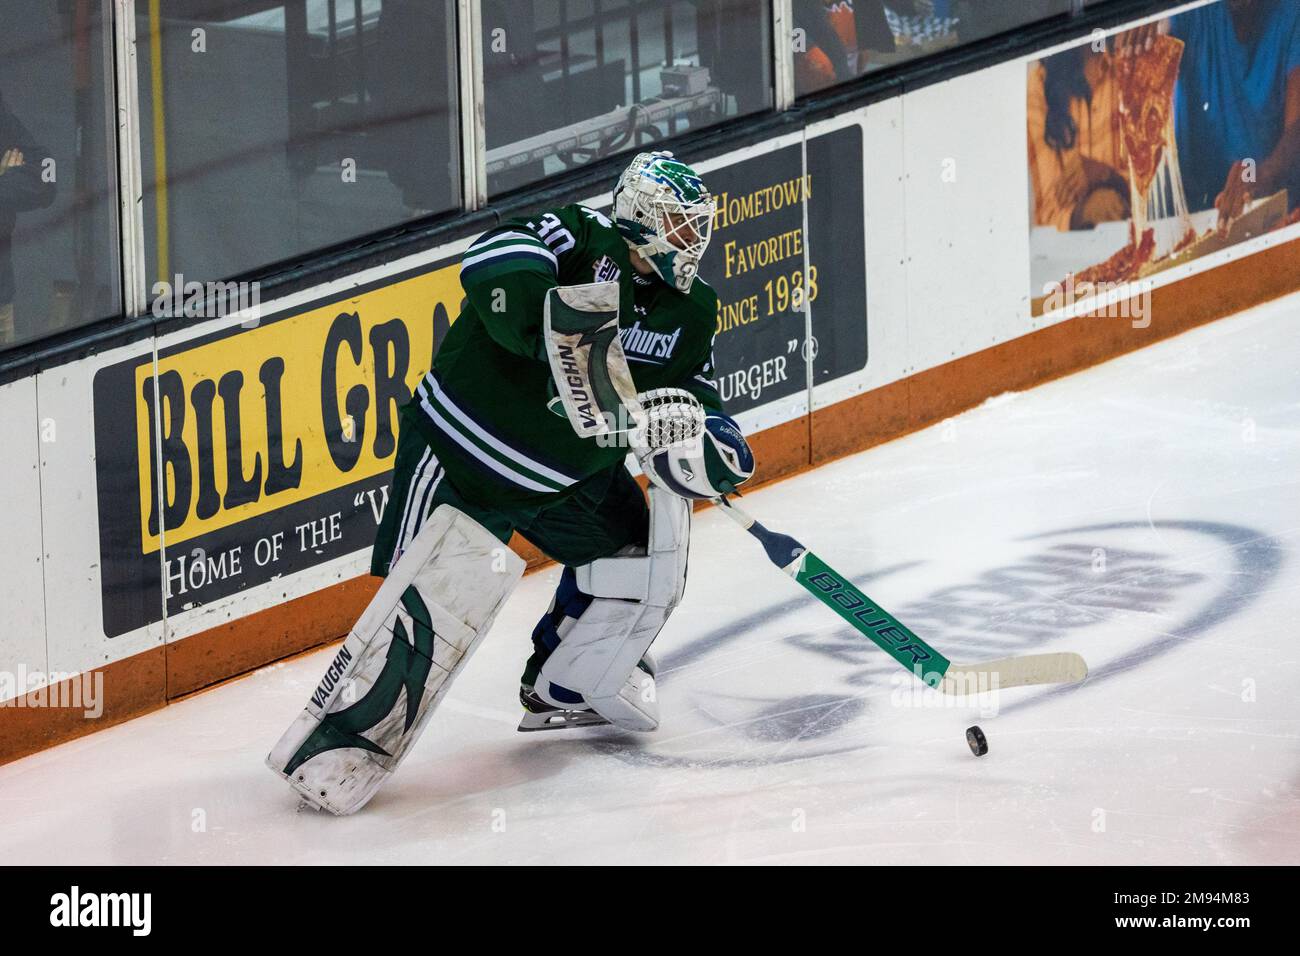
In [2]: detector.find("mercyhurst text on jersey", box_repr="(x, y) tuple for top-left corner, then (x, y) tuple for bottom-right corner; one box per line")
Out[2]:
(407, 203), (724, 508)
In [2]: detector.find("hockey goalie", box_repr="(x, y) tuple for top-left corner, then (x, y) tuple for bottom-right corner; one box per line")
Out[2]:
(268, 151), (756, 814)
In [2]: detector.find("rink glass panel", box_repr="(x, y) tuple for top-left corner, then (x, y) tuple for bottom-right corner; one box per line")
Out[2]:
(792, 0), (1076, 99)
(482, 0), (774, 197)
(134, 0), (461, 291)
(0, 0), (122, 353)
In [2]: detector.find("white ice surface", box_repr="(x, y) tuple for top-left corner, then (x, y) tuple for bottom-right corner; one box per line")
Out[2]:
(3, 295), (1298, 865)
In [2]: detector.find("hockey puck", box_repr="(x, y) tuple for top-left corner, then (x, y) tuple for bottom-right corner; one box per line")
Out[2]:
(965, 725), (988, 757)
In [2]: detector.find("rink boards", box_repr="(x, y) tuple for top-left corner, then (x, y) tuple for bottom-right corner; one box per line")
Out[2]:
(3, 0), (1300, 762)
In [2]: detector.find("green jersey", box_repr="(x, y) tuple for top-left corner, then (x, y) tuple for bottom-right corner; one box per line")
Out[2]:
(409, 203), (723, 508)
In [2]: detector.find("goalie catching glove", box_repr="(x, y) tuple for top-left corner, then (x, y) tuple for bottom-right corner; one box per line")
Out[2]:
(633, 388), (755, 499)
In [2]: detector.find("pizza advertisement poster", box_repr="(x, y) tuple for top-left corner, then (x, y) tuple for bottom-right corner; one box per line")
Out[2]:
(1026, 0), (1300, 317)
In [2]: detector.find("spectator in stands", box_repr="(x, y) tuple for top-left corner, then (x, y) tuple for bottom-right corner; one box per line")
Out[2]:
(855, 0), (910, 62)
(0, 87), (55, 346)
(1165, 0), (1300, 230)
(792, 0), (912, 96)
(793, 0), (857, 95)
(1027, 43), (1130, 231)
(372, 0), (456, 215)
(952, 0), (1071, 46)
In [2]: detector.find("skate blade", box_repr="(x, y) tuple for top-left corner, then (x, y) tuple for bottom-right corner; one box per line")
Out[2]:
(517, 709), (611, 733)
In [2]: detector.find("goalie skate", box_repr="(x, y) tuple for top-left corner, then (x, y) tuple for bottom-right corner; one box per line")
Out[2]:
(517, 685), (611, 732)
(517, 654), (658, 733)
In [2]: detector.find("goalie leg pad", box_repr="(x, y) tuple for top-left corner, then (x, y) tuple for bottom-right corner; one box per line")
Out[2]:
(267, 505), (524, 814)
(537, 488), (689, 731)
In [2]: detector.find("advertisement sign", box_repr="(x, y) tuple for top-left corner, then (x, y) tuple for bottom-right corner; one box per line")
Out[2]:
(703, 125), (868, 412)
(1027, 1), (1300, 315)
(93, 262), (462, 637)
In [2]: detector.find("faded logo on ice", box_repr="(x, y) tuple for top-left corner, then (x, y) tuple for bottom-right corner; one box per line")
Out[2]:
(603, 520), (1282, 769)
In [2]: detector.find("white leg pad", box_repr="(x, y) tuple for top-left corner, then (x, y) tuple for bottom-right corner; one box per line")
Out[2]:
(538, 488), (689, 731)
(267, 505), (524, 814)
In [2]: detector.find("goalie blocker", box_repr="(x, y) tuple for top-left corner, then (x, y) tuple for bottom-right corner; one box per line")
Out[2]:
(267, 505), (524, 815)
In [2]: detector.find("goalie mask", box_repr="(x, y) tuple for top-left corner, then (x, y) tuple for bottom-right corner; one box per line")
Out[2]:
(613, 151), (716, 293)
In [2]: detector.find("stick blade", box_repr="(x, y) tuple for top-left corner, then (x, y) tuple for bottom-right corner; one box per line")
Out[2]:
(940, 652), (1088, 694)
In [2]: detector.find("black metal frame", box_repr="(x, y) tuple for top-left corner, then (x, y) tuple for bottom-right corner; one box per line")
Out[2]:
(0, 0), (1188, 387)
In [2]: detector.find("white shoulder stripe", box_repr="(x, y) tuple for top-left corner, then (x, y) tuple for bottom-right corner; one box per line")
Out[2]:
(470, 229), (547, 250)
(461, 243), (558, 271)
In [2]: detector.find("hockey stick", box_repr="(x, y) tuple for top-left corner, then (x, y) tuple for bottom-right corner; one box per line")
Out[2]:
(713, 496), (1088, 694)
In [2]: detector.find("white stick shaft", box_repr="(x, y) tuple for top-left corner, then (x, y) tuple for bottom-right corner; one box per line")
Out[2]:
(713, 496), (756, 530)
